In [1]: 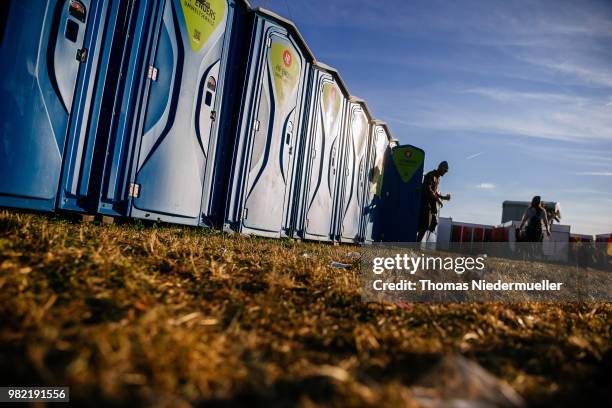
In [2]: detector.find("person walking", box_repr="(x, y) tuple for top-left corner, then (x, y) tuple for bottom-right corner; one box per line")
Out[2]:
(417, 161), (451, 242)
(518, 196), (551, 242)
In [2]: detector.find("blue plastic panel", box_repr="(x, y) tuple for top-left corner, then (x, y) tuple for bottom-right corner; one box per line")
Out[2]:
(377, 144), (425, 242)
(0, 0), (91, 211)
(95, 0), (165, 216)
(297, 69), (346, 241)
(59, 0), (141, 213)
(338, 101), (370, 242)
(126, 0), (233, 224)
(363, 124), (391, 242)
(225, 14), (311, 237)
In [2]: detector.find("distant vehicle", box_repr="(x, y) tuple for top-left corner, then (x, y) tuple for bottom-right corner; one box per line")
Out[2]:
(502, 200), (561, 224)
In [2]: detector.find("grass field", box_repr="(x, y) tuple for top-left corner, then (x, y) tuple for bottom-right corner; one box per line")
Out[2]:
(0, 210), (610, 407)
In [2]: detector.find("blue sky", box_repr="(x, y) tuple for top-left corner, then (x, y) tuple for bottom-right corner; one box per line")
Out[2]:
(252, 0), (612, 235)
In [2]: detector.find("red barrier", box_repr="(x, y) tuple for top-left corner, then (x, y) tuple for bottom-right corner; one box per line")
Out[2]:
(484, 228), (493, 242)
(451, 225), (462, 242)
(473, 227), (484, 243)
(461, 226), (473, 243)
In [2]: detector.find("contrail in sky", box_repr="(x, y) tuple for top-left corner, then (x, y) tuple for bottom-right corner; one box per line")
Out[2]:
(466, 152), (484, 160)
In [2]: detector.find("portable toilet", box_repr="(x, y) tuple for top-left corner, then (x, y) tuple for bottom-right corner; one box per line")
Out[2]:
(570, 233), (594, 243)
(336, 97), (373, 243)
(595, 233), (612, 264)
(224, 8), (315, 238)
(542, 224), (570, 262)
(570, 233), (594, 263)
(362, 121), (394, 242)
(492, 225), (509, 242)
(435, 217), (453, 250)
(496, 220), (521, 251)
(376, 144), (425, 242)
(0, 1), (132, 212)
(69, 0), (250, 226)
(596, 233), (612, 251)
(294, 62), (349, 242)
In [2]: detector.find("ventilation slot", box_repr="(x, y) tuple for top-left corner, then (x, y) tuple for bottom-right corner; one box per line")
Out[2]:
(0, 1), (11, 47)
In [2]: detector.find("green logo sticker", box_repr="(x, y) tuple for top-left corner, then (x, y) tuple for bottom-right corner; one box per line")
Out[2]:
(180, 0), (226, 52)
(270, 42), (301, 107)
(322, 82), (341, 134)
(392, 146), (424, 183)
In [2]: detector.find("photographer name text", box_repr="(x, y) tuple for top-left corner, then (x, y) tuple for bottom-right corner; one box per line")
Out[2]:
(372, 279), (563, 292)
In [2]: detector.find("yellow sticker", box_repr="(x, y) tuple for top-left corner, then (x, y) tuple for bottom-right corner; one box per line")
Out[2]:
(180, 0), (226, 52)
(270, 42), (301, 107)
(392, 146), (425, 183)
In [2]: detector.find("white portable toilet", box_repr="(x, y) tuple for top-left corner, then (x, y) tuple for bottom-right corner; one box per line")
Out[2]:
(435, 217), (452, 250)
(499, 220), (522, 252)
(542, 224), (570, 262)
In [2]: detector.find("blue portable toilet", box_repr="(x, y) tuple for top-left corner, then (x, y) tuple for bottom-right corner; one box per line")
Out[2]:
(0, 0), (129, 212)
(68, 0), (250, 226)
(335, 97), (373, 243)
(224, 8), (315, 238)
(362, 121), (396, 243)
(57, 0), (167, 214)
(377, 144), (425, 242)
(294, 62), (349, 242)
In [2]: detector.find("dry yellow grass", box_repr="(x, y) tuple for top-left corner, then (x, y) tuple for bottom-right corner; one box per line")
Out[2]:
(0, 210), (610, 407)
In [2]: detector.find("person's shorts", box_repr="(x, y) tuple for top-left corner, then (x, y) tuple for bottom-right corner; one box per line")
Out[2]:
(525, 226), (543, 242)
(419, 203), (437, 232)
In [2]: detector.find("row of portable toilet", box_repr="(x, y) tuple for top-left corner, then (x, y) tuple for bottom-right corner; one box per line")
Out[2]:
(0, 1), (425, 243)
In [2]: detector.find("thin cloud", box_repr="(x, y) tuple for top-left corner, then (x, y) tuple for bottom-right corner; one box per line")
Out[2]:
(476, 183), (496, 190)
(518, 55), (612, 88)
(387, 85), (612, 142)
(409, 111), (606, 142)
(575, 171), (612, 176)
(464, 88), (588, 105)
(503, 142), (612, 168)
(561, 188), (612, 196)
